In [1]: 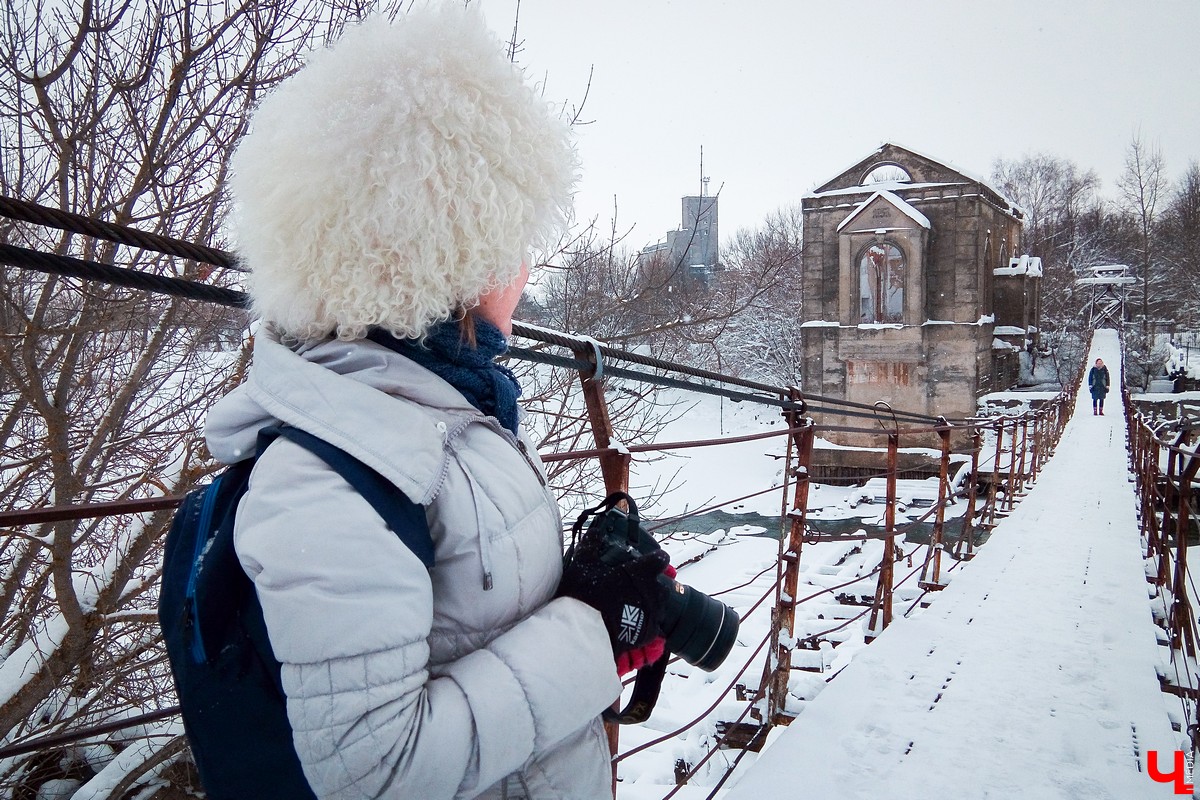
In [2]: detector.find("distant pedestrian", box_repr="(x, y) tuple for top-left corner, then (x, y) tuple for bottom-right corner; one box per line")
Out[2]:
(1088, 358), (1111, 415)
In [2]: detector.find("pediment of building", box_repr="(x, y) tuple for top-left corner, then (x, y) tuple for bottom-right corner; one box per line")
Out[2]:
(837, 190), (931, 234)
(814, 143), (983, 194)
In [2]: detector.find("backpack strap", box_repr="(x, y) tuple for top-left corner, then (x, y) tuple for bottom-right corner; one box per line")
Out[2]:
(258, 425), (435, 568)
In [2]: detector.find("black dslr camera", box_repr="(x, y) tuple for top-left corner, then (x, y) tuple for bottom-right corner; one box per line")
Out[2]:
(571, 492), (739, 672)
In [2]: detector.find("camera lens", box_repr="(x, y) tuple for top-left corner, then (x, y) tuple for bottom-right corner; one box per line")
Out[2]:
(657, 576), (739, 671)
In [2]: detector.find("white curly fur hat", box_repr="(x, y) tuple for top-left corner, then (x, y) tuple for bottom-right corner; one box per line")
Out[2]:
(229, 4), (577, 342)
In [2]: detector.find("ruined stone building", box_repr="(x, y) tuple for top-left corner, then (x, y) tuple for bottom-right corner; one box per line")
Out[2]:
(799, 143), (1040, 445)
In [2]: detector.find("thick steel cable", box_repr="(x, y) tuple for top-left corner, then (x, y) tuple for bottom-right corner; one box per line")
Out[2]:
(512, 321), (946, 424)
(512, 322), (786, 396)
(0, 243), (249, 308)
(0, 245), (930, 423)
(508, 346), (811, 414)
(0, 195), (241, 270)
(517, 344), (949, 426)
(0, 195), (946, 425)
(0, 199), (1073, 432)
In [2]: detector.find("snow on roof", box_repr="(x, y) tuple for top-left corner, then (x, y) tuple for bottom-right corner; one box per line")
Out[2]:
(810, 142), (1024, 216)
(993, 325), (1027, 336)
(994, 254), (1043, 278)
(836, 190), (931, 233)
(1076, 275), (1138, 286)
(1075, 263), (1136, 286)
(804, 181), (963, 200)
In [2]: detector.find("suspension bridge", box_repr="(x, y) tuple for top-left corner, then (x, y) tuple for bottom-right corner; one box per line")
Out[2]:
(725, 328), (1192, 799)
(1, 197), (1198, 798)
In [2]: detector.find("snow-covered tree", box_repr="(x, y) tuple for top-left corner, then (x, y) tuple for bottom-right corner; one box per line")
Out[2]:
(1117, 134), (1170, 333)
(1159, 162), (1200, 331)
(0, 2), (388, 795)
(1111, 135), (1173, 388)
(990, 153), (1105, 332)
(712, 205), (805, 387)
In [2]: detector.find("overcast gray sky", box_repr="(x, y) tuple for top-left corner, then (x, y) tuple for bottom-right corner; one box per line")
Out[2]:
(480, 0), (1200, 250)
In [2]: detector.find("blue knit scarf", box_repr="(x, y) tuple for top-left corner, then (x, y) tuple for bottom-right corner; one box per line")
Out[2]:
(368, 319), (522, 435)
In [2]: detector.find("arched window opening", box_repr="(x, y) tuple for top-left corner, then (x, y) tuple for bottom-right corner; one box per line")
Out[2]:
(862, 163), (912, 185)
(859, 243), (906, 323)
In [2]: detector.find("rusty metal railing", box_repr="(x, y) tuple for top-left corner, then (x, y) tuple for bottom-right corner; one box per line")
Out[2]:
(1128, 399), (1200, 716)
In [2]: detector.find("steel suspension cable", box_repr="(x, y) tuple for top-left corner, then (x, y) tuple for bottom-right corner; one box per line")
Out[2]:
(512, 321), (946, 424)
(0, 197), (1070, 430)
(0, 244), (249, 308)
(0, 225), (951, 426)
(0, 194), (241, 270)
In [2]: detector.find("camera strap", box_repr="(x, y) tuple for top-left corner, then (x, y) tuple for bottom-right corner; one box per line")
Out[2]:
(568, 491), (638, 551)
(603, 652), (669, 725)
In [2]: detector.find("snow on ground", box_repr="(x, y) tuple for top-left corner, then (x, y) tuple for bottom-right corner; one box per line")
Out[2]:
(720, 328), (1188, 799)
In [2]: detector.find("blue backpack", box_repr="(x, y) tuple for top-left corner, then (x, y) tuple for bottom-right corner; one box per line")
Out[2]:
(158, 426), (433, 800)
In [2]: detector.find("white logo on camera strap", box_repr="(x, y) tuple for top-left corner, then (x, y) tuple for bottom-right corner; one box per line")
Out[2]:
(618, 604), (644, 644)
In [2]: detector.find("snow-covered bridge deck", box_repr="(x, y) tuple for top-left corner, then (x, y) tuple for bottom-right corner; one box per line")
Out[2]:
(725, 329), (1186, 799)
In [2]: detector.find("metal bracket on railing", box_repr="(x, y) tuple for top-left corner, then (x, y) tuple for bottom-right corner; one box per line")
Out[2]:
(580, 337), (605, 385)
(873, 400), (899, 433)
(785, 386), (808, 417)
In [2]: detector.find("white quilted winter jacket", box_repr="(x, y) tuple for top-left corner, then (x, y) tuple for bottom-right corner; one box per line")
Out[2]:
(204, 332), (621, 799)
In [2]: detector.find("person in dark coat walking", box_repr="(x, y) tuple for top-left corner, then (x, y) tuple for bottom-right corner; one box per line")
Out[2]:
(1088, 358), (1111, 415)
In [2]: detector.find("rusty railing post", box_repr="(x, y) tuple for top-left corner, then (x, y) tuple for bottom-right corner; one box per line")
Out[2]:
(572, 343), (629, 796)
(868, 430), (899, 641)
(987, 420), (1003, 526)
(574, 344), (630, 498)
(768, 390), (813, 726)
(1005, 417), (1020, 512)
(1169, 436), (1200, 659)
(1029, 411), (1044, 482)
(920, 422), (952, 590)
(954, 428), (983, 560)
(1014, 416), (1030, 498)
(1153, 430), (1171, 589)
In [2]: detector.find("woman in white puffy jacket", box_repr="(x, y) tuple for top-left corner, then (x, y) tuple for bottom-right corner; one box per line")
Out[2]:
(205, 5), (670, 799)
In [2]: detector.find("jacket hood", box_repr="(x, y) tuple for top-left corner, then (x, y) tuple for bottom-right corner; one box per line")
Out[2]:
(205, 331), (483, 505)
